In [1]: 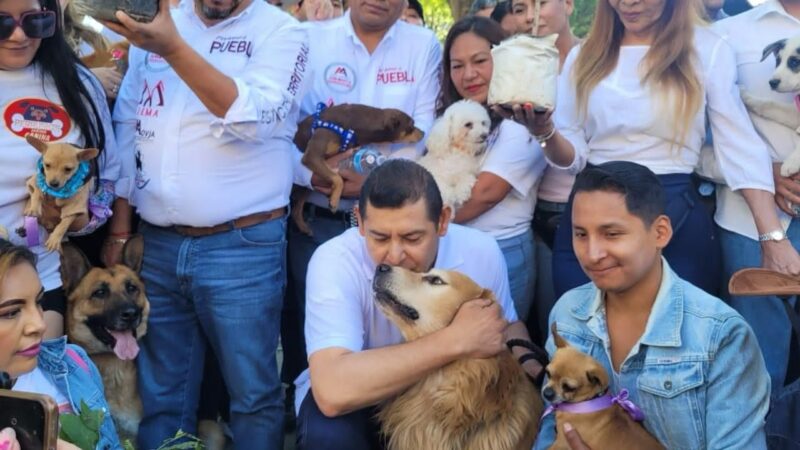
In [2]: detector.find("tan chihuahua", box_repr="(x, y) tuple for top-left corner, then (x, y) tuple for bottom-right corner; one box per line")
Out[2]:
(544, 324), (665, 450)
(24, 135), (98, 252)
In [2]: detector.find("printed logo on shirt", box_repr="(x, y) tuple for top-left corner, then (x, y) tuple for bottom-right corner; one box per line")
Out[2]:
(134, 144), (150, 190)
(135, 120), (155, 141)
(137, 79), (166, 118)
(376, 67), (415, 85)
(287, 42), (310, 97)
(260, 97), (292, 125)
(3, 98), (72, 142)
(209, 35), (253, 57)
(144, 52), (171, 72)
(324, 63), (356, 93)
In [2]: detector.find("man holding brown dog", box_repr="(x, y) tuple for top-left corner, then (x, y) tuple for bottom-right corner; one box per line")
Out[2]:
(107, 0), (309, 447)
(295, 160), (546, 449)
(535, 161), (770, 449)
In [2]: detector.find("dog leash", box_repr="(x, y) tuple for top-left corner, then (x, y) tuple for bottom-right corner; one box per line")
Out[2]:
(506, 339), (549, 387)
(311, 103), (357, 152)
(541, 389), (646, 421)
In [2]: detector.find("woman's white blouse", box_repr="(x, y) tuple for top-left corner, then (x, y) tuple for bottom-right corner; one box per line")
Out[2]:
(553, 26), (773, 194)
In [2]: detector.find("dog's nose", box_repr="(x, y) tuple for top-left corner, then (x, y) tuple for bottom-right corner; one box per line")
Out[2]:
(119, 306), (141, 324)
(543, 387), (555, 402)
(377, 264), (392, 273)
(48, 181), (60, 188)
(479, 133), (488, 141)
(769, 78), (781, 90)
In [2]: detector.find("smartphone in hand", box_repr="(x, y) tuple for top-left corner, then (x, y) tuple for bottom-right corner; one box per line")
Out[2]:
(0, 390), (58, 450)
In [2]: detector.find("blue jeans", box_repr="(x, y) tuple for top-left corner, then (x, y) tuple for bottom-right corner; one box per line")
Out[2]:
(497, 228), (536, 321)
(137, 217), (287, 450)
(718, 221), (798, 391)
(296, 391), (384, 450)
(284, 206), (353, 383)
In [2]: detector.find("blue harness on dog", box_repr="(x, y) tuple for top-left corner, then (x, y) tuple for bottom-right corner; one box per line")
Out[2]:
(311, 103), (356, 152)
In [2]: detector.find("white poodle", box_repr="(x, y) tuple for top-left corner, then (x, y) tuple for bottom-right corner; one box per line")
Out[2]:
(419, 99), (492, 218)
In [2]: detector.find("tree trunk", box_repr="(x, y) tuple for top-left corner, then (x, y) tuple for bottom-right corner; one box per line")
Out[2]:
(448, 0), (471, 20)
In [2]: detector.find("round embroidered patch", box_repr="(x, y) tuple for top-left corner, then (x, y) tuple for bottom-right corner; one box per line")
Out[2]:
(3, 98), (72, 142)
(324, 63), (357, 93)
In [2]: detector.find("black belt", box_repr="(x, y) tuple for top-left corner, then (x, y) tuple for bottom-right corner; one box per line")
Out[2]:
(304, 203), (358, 227)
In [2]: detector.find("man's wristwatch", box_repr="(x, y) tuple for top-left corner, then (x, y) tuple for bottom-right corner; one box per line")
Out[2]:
(758, 229), (788, 242)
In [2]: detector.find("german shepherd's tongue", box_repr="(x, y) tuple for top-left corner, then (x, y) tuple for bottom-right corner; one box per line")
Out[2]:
(108, 330), (139, 360)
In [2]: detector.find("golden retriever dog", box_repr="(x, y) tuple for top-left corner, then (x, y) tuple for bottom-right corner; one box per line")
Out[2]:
(60, 237), (148, 442)
(544, 324), (665, 450)
(372, 265), (541, 450)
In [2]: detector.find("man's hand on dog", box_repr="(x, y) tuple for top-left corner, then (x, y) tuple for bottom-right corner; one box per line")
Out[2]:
(312, 149), (366, 199)
(103, 0), (182, 59)
(773, 162), (800, 216)
(563, 423), (592, 450)
(446, 299), (507, 359)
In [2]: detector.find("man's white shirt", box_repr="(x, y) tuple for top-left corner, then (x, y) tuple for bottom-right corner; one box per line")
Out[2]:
(113, 0), (309, 227)
(293, 12), (442, 209)
(712, 0), (800, 239)
(294, 224), (518, 413)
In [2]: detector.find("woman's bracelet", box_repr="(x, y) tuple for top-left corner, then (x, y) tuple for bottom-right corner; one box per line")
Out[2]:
(534, 126), (557, 148)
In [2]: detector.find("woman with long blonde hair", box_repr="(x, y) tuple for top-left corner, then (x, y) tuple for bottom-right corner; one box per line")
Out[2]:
(506, 0), (800, 297)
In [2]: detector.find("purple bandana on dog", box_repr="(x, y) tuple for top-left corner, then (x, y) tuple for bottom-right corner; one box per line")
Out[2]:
(542, 389), (645, 422)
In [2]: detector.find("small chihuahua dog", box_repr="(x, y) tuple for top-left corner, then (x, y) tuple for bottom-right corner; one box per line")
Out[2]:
(24, 135), (98, 252)
(544, 324), (664, 450)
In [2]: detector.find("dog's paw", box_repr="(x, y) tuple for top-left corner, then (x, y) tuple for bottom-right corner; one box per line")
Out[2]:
(23, 203), (42, 218)
(782, 153), (800, 178)
(44, 234), (63, 253)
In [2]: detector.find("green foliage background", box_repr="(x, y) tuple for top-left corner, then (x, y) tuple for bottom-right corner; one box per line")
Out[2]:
(420, 0), (597, 42)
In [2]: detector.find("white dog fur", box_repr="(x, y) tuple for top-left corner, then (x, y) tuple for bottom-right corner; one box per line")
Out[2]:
(419, 99), (491, 217)
(739, 35), (800, 177)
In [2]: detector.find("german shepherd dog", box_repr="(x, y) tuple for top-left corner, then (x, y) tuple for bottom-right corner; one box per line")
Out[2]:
(60, 236), (148, 442)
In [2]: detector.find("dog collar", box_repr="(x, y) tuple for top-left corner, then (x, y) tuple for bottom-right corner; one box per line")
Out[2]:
(542, 389), (645, 422)
(311, 102), (357, 152)
(36, 157), (90, 199)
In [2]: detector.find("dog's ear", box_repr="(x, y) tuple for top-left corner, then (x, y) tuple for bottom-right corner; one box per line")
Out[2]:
(551, 322), (568, 349)
(585, 366), (609, 390)
(25, 135), (49, 155)
(121, 234), (144, 273)
(77, 148), (100, 161)
(423, 116), (450, 156)
(762, 39), (786, 62)
(60, 242), (92, 295)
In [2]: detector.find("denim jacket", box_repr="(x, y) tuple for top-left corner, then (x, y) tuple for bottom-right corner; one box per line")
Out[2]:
(38, 337), (122, 450)
(534, 260), (770, 450)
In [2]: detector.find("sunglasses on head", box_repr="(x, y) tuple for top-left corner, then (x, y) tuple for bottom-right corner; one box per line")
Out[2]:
(0, 10), (56, 41)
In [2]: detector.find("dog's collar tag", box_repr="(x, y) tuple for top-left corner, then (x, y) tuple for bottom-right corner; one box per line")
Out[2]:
(542, 388), (645, 422)
(311, 102), (357, 152)
(36, 157), (90, 199)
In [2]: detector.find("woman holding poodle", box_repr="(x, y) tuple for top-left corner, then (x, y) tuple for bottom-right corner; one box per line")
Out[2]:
(0, 0), (131, 338)
(501, 0), (800, 296)
(0, 240), (122, 449)
(439, 16), (547, 321)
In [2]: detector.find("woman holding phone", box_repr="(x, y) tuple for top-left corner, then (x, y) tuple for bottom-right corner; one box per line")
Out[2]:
(0, 240), (121, 449)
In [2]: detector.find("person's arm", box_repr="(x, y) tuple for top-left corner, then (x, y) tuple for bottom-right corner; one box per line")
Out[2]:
(309, 298), (507, 416)
(706, 38), (800, 275)
(704, 316), (769, 449)
(453, 173), (512, 223)
(105, 0), (310, 141)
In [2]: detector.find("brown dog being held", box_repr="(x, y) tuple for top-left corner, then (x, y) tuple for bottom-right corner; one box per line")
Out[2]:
(373, 265), (542, 450)
(61, 237), (148, 443)
(291, 104), (424, 235)
(545, 324), (665, 450)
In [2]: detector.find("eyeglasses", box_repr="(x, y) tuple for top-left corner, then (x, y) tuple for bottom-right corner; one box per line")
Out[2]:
(0, 10), (56, 41)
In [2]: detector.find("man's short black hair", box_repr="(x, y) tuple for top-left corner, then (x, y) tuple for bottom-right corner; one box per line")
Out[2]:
(407, 0), (424, 22)
(359, 159), (443, 224)
(570, 161), (665, 226)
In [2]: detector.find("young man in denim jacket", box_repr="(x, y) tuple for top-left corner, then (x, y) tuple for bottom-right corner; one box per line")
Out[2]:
(534, 161), (770, 450)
